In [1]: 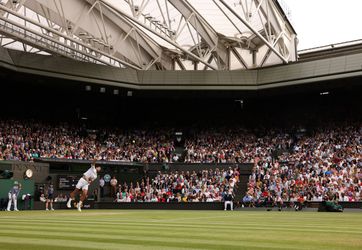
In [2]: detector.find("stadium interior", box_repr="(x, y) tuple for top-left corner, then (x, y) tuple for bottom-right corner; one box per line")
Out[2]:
(0, 0), (361, 249)
(0, 66), (361, 210)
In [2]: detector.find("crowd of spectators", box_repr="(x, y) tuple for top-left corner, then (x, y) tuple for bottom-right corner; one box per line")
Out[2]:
(0, 120), (175, 163)
(115, 167), (239, 203)
(245, 123), (361, 205)
(0, 119), (361, 204)
(184, 127), (292, 163)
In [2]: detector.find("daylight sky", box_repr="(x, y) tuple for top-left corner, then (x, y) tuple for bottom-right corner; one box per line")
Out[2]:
(283, 0), (362, 50)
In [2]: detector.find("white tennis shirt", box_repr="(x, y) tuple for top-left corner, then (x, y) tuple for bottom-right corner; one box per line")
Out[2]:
(83, 164), (97, 181)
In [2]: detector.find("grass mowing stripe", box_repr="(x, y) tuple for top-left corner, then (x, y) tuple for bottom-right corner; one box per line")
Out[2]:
(4, 222), (355, 235)
(2, 212), (360, 225)
(2, 217), (362, 229)
(1, 219), (362, 235)
(0, 210), (361, 250)
(1, 225), (361, 250)
(1, 214), (236, 224)
(0, 225), (361, 248)
(2, 228), (301, 247)
(0, 226), (326, 245)
(0, 236), (195, 250)
(0, 232), (309, 250)
(0, 242), (90, 250)
(2, 218), (360, 231)
(0, 227), (248, 243)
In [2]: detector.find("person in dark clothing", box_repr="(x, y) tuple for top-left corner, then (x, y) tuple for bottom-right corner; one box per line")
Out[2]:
(46, 184), (55, 211)
(224, 191), (234, 211)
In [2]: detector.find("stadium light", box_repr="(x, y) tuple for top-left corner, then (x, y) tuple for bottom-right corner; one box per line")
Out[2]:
(320, 91), (330, 96)
(113, 89), (119, 95)
(127, 91), (133, 97)
(100, 87), (106, 93)
(85, 85), (92, 91)
(235, 99), (244, 109)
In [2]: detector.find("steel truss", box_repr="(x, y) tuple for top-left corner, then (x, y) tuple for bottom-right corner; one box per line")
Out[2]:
(0, 0), (297, 70)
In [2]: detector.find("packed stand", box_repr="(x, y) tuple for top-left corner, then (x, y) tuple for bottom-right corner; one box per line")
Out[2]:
(0, 120), (175, 163)
(246, 123), (362, 205)
(184, 127), (292, 163)
(115, 167), (239, 203)
(1, 119), (361, 204)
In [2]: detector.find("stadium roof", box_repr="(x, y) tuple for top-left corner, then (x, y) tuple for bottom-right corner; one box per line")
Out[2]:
(0, 0), (297, 70)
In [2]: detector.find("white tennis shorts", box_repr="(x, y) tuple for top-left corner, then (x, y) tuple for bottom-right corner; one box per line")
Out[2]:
(76, 178), (89, 191)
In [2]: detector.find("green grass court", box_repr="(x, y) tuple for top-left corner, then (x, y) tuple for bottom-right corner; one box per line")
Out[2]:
(0, 210), (361, 250)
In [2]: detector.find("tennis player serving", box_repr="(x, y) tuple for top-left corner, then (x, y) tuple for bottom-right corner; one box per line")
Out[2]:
(67, 158), (101, 211)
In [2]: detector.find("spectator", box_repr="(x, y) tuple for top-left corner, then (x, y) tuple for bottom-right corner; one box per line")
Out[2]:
(110, 176), (118, 199)
(242, 193), (254, 207)
(99, 177), (105, 198)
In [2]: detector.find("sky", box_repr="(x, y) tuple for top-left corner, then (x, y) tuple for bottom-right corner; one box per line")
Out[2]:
(283, 0), (362, 50)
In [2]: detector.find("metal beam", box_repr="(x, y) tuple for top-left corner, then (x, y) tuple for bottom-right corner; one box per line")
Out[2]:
(18, 0), (172, 69)
(0, 0), (296, 70)
(100, 0), (217, 70)
(0, 4), (141, 69)
(218, 0), (288, 64)
(168, 0), (229, 69)
(230, 47), (249, 69)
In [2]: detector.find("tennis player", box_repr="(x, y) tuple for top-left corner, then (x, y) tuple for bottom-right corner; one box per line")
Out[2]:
(67, 159), (101, 211)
